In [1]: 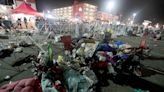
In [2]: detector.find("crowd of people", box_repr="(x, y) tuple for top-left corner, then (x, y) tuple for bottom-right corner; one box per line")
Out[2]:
(15, 17), (34, 29)
(0, 16), (35, 30)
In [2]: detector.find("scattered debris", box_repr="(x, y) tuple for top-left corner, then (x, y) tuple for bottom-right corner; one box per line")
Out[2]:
(0, 24), (162, 92)
(14, 47), (23, 53)
(19, 40), (33, 47)
(11, 55), (36, 67)
(0, 35), (9, 39)
(4, 75), (11, 80)
(0, 48), (14, 58)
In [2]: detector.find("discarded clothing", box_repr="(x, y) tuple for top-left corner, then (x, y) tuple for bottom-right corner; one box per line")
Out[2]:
(0, 77), (42, 92)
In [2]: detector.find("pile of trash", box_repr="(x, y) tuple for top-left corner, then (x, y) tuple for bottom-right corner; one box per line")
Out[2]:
(31, 42), (98, 92)
(0, 31), (151, 92)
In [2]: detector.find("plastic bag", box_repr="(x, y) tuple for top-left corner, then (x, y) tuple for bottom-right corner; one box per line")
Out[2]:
(63, 68), (96, 92)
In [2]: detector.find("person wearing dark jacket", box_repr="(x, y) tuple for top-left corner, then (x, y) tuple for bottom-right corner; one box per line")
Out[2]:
(24, 17), (28, 28)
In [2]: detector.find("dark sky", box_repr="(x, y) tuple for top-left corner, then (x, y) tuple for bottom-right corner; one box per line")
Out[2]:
(36, 0), (164, 24)
(0, 0), (13, 5)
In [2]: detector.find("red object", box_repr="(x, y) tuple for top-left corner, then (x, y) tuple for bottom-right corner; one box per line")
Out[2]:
(50, 66), (64, 81)
(0, 77), (42, 92)
(61, 36), (73, 51)
(139, 33), (147, 49)
(92, 61), (108, 70)
(11, 1), (42, 16)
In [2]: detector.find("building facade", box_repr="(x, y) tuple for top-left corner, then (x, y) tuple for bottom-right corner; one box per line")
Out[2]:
(73, 3), (97, 21)
(52, 6), (73, 19)
(96, 11), (119, 22)
(52, 3), (97, 21)
(52, 0), (118, 22)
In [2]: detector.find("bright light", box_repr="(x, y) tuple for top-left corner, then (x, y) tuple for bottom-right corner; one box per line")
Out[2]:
(107, 1), (116, 11)
(79, 7), (83, 12)
(155, 23), (159, 29)
(45, 14), (55, 19)
(116, 21), (120, 25)
(133, 13), (137, 17)
(47, 10), (50, 13)
(130, 20), (134, 25)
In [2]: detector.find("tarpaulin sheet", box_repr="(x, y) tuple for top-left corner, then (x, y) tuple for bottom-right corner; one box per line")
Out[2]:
(95, 43), (116, 52)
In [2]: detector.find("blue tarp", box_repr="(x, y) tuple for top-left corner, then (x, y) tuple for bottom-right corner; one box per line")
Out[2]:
(114, 41), (125, 48)
(96, 43), (116, 52)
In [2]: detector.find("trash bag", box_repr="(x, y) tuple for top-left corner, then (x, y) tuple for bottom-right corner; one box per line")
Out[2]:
(63, 68), (96, 92)
(82, 68), (98, 86)
(41, 73), (59, 92)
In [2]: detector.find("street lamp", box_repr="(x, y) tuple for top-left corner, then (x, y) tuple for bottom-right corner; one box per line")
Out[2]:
(133, 13), (137, 17)
(106, 0), (116, 12)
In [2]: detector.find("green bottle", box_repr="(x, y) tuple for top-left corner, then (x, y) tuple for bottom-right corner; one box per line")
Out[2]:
(46, 42), (54, 67)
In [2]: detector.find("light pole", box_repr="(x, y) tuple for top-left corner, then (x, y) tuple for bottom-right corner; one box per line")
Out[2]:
(47, 10), (50, 14)
(131, 13), (137, 25)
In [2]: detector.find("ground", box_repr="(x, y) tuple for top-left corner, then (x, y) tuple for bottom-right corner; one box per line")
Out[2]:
(0, 35), (164, 92)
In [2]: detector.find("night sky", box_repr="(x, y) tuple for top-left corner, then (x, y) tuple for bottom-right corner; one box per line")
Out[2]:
(36, 0), (164, 24)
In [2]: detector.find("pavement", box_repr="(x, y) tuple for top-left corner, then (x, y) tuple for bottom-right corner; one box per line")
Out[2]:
(0, 35), (164, 92)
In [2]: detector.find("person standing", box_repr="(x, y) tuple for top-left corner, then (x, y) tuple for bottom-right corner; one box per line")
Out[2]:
(24, 17), (28, 28)
(35, 17), (40, 30)
(0, 17), (3, 28)
(17, 18), (22, 29)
